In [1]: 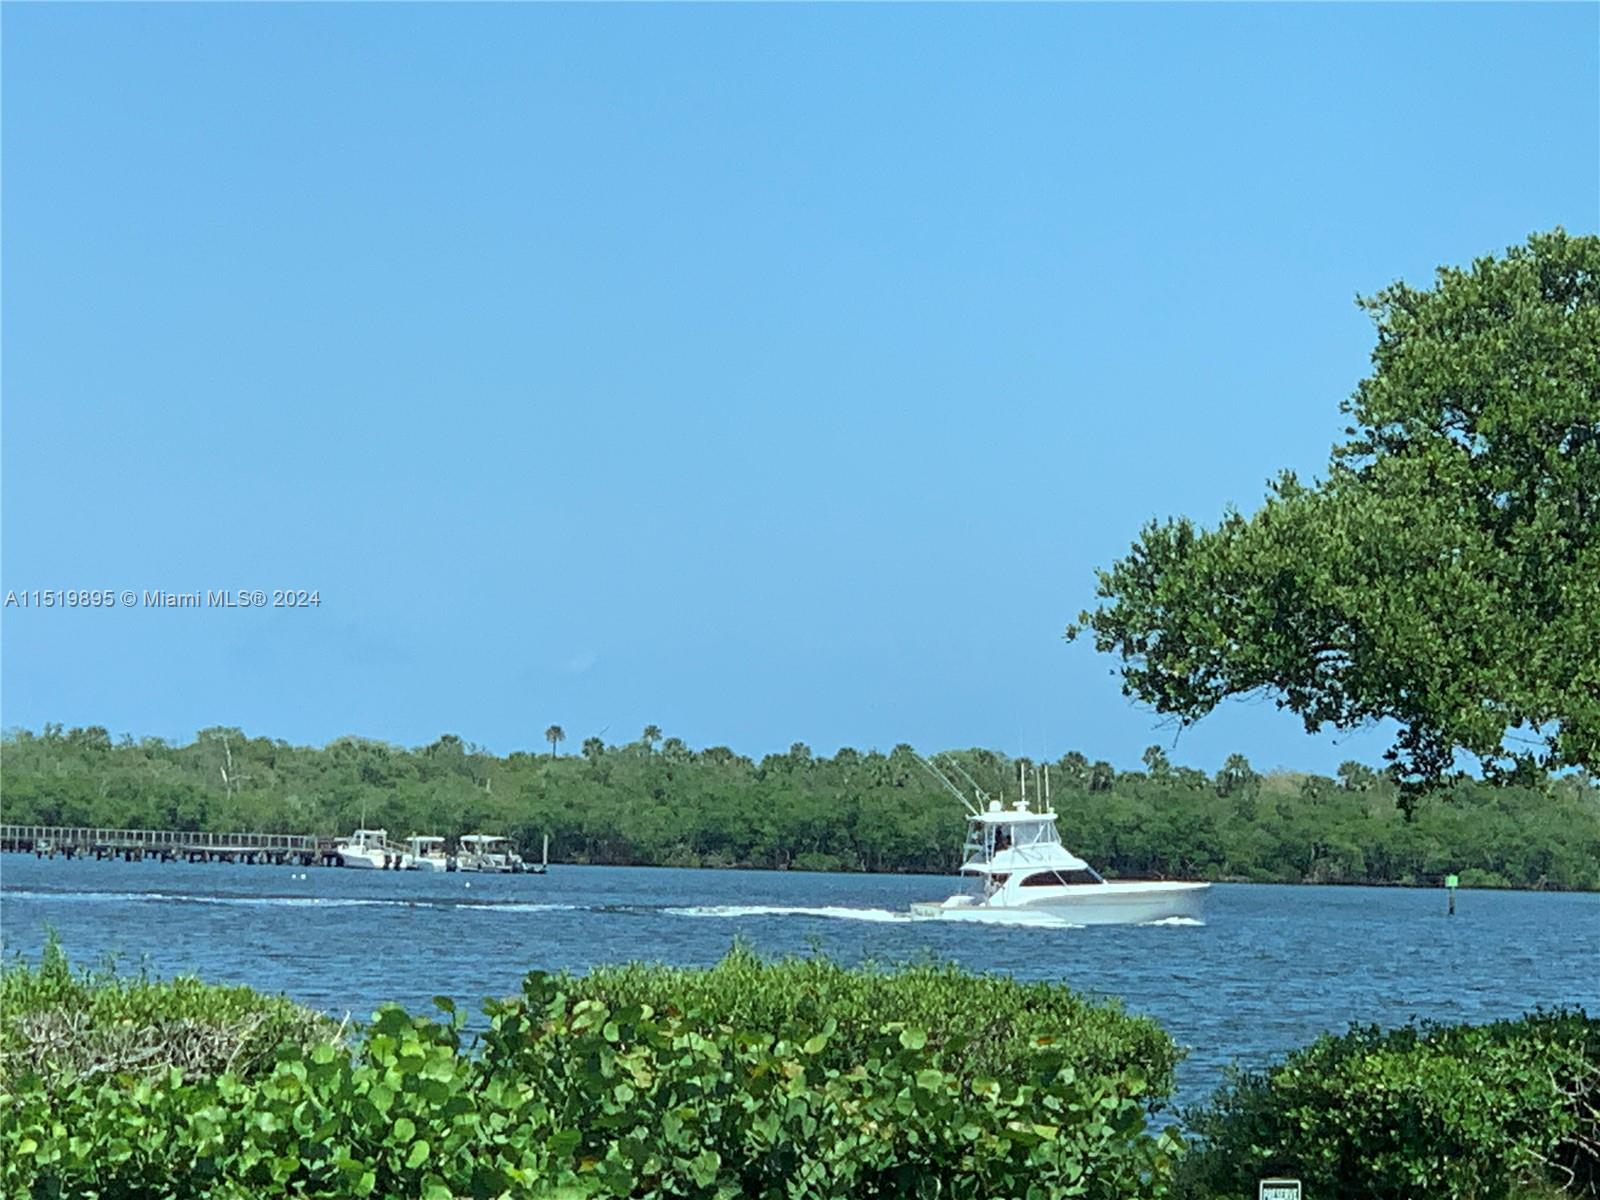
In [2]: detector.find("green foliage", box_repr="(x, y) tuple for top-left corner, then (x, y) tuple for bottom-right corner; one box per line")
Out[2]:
(1178, 1010), (1600, 1200)
(5, 725), (1599, 889)
(2, 1000), (547, 1200)
(1070, 230), (1600, 795)
(473, 960), (1182, 1200)
(561, 943), (1182, 1109)
(6, 951), (1596, 1199)
(0, 935), (342, 1091)
(0, 948), (1182, 1199)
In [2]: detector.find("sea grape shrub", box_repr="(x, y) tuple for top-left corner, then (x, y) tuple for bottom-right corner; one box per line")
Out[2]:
(1176, 1010), (1600, 1200)
(0, 937), (342, 1091)
(477, 966), (1183, 1199)
(554, 945), (1182, 1108)
(3, 1003), (557, 1200)
(1, 949), (1184, 1198)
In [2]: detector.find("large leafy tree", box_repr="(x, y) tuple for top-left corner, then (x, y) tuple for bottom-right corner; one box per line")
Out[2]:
(1070, 230), (1599, 798)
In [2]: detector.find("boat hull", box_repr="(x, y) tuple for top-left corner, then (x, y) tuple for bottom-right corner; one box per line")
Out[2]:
(337, 849), (411, 869)
(457, 858), (522, 874)
(910, 881), (1208, 926)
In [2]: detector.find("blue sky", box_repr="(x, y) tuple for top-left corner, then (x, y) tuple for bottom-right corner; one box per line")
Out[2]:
(3, 4), (1596, 774)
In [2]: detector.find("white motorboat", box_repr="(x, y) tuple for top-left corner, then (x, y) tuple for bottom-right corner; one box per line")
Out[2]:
(456, 834), (527, 874)
(334, 828), (410, 870)
(909, 760), (1208, 926)
(406, 835), (453, 872)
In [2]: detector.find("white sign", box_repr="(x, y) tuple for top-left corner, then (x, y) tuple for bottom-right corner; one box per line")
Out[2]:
(1259, 1181), (1302, 1200)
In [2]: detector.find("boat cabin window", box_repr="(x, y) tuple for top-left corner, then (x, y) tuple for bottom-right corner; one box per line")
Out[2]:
(1019, 869), (1103, 887)
(990, 819), (1055, 851)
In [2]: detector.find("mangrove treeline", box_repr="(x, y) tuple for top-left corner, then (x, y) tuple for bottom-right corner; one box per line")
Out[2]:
(3, 725), (1597, 890)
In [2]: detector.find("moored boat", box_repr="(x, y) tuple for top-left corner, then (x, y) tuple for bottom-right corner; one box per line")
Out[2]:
(406, 835), (453, 872)
(456, 834), (526, 874)
(334, 828), (411, 870)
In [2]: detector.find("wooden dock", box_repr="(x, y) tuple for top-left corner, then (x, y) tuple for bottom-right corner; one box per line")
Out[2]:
(0, 824), (344, 866)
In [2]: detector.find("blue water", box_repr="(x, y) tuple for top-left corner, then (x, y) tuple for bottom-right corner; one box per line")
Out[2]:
(3, 856), (1596, 1110)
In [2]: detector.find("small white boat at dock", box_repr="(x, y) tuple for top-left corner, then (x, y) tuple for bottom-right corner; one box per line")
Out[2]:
(909, 759), (1208, 926)
(333, 828), (411, 870)
(456, 834), (527, 874)
(406, 835), (453, 872)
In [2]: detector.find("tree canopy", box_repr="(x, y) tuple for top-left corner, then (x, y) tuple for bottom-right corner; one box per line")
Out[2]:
(1070, 230), (1599, 794)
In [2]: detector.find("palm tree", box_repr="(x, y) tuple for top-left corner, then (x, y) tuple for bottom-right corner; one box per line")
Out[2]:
(641, 725), (662, 753)
(581, 736), (605, 762)
(545, 725), (566, 759)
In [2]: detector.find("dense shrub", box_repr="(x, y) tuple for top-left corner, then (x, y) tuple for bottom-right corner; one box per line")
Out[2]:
(473, 968), (1180, 1199)
(0, 948), (1183, 1199)
(2, 1004), (545, 1200)
(563, 945), (1181, 1108)
(10, 946), (1590, 1200)
(1177, 1010), (1600, 1200)
(0, 937), (342, 1090)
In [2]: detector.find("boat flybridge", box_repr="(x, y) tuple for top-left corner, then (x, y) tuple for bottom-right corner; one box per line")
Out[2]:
(908, 757), (1208, 925)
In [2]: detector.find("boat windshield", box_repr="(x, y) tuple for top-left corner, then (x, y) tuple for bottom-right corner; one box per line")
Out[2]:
(994, 819), (1056, 848)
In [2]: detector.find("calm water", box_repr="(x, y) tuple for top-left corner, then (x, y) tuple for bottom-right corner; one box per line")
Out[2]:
(3, 856), (1596, 1109)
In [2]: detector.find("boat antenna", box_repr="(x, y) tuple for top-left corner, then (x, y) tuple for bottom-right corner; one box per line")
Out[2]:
(1044, 764), (1052, 812)
(913, 752), (980, 817)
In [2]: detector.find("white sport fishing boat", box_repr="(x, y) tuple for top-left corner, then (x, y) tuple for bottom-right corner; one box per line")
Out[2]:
(406, 835), (453, 872)
(909, 758), (1208, 926)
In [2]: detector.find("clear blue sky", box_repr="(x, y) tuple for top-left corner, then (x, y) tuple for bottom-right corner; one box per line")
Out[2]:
(3, 4), (1596, 774)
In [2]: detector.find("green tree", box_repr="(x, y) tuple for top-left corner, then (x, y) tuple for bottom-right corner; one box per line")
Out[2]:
(641, 725), (662, 753)
(1214, 753), (1259, 800)
(1070, 230), (1600, 796)
(1337, 760), (1379, 792)
(581, 736), (604, 761)
(1141, 745), (1172, 778)
(544, 725), (565, 759)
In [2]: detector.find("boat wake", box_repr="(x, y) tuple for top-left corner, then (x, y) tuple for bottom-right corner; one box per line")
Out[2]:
(3, 889), (582, 914)
(4, 889), (1193, 927)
